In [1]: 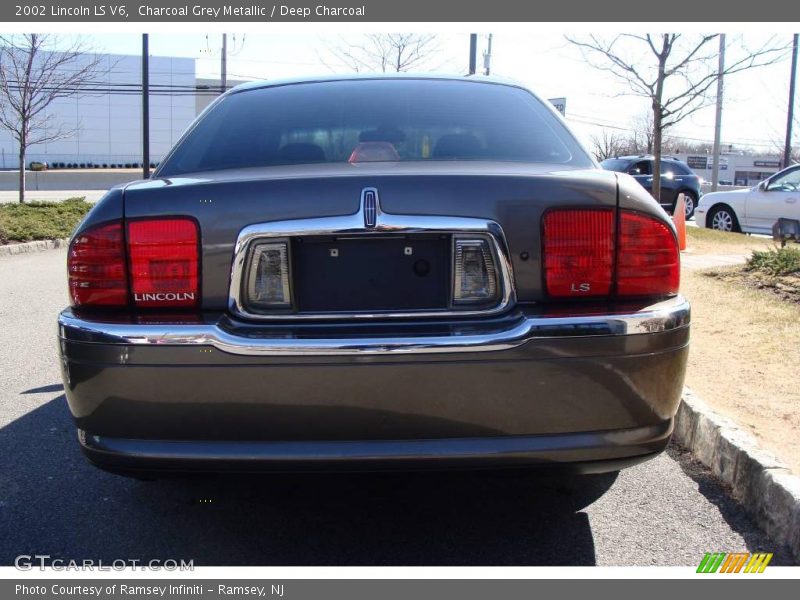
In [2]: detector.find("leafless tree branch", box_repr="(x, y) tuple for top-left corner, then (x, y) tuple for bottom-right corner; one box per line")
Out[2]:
(565, 33), (789, 199)
(323, 33), (440, 73)
(0, 34), (111, 202)
(589, 129), (632, 161)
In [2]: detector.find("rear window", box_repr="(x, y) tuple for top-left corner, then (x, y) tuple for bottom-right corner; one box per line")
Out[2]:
(157, 79), (593, 176)
(663, 161), (693, 175)
(600, 158), (631, 172)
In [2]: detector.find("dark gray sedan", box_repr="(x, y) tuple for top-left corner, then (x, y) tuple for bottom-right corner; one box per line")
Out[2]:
(58, 75), (689, 478)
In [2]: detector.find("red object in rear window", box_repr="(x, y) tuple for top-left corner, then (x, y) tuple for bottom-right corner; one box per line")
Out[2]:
(542, 209), (615, 298)
(348, 142), (401, 164)
(617, 211), (680, 297)
(127, 218), (199, 308)
(68, 221), (128, 307)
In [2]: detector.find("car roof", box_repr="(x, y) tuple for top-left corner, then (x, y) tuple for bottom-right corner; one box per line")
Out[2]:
(609, 155), (685, 162)
(228, 73), (530, 95)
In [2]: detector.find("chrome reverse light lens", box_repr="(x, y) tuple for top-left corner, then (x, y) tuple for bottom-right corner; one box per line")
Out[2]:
(247, 242), (292, 309)
(452, 237), (499, 306)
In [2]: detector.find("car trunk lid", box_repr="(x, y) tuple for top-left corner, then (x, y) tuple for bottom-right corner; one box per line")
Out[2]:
(121, 162), (619, 312)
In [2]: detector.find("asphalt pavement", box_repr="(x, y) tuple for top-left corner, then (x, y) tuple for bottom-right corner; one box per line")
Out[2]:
(0, 249), (793, 566)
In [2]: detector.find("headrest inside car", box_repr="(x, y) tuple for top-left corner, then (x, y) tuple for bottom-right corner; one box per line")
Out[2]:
(433, 134), (485, 158)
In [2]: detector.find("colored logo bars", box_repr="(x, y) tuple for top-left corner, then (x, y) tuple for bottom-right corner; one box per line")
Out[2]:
(697, 552), (773, 573)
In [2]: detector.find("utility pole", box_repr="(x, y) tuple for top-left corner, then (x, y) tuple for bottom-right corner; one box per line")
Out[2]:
(784, 33), (798, 169)
(468, 34), (477, 75)
(142, 34), (150, 179)
(221, 33), (227, 94)
(484, 34), (493, 76)
(711, 34), (725, 192)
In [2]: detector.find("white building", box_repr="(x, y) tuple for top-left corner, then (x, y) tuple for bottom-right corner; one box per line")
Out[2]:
(0, 53), (197, 169)
(675, 153), (786, 186)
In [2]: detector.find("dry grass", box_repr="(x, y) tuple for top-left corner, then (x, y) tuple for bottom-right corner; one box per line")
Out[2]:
(684, 226), (775, 254)
(707, 268), (800, 305)
(681, 267), (800, 474)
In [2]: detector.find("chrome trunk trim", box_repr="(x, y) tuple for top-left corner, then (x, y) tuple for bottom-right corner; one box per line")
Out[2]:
(227, 199), (516, 320)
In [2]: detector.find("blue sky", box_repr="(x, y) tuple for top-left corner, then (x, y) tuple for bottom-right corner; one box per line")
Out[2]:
(85, 32), (799, 155)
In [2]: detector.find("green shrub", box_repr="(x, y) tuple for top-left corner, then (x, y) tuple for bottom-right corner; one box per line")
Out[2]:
(746, 246), (800, 276)
(0, 197), (91, 243)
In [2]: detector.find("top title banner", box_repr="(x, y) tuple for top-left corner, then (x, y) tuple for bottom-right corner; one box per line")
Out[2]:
(4, 0), (800, 22)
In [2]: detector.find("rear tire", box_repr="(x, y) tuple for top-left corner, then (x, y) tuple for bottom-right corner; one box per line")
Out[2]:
(707, 205), (740, 233)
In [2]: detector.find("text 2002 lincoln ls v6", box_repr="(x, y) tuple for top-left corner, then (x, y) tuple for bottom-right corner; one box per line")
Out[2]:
(58, 75), (689, 477)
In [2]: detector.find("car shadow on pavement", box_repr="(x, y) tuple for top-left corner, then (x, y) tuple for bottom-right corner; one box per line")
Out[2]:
(21, 384), (64, 395)
(0, 396), (613, 566)
(666, 444), (794, 565)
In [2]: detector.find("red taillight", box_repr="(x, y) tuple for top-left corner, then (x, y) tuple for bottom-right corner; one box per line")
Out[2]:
(128, 218), (199, 308)
(68, 221), (128, 307)
(543, 208), (679, 300)
(617, 211), (680, 297)
(543, 209), (614, 298)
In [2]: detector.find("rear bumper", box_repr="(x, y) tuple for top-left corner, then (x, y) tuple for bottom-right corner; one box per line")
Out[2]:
(59, 296), (689, 356)
(78, 422), (672, 475)
(58, 296), (690, 473)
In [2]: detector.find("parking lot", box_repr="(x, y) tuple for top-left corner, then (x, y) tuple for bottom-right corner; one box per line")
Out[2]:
(0, 248), (792, 566)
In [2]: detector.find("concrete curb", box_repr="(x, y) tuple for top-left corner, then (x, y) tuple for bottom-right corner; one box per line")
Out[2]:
(675, 388), (800, 562)
(0, 238), (68, 257)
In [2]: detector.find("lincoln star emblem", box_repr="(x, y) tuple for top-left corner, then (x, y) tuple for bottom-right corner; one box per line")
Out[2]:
(362, 188), (378, 228)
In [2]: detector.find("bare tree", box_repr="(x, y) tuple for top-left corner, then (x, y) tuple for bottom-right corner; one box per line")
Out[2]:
(627, 111), (655, 155)
(771, 115), (800, 165)
(0, 34), (109, 202)
(565, 34), (787, 200)
(589, 129), (631, 161)
(772, 141), (799, 165)
(663, 137), (716, 155)
(325, 34), (440, 73)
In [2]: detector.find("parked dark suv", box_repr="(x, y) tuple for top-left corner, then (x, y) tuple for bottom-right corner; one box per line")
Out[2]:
(601, 155), (701, 219)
